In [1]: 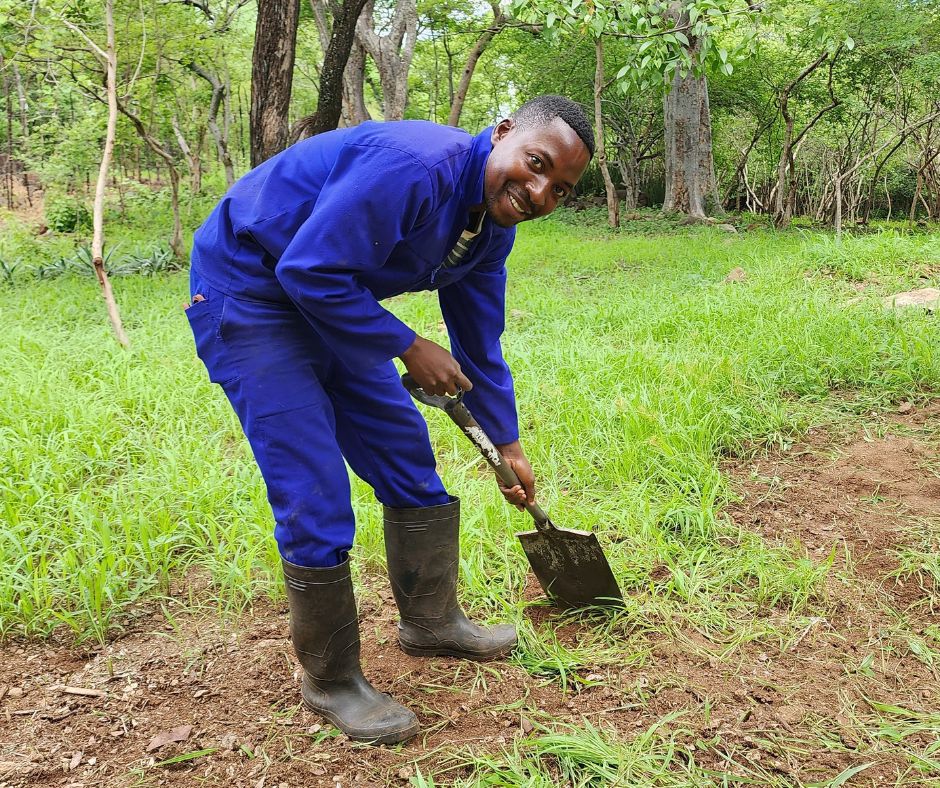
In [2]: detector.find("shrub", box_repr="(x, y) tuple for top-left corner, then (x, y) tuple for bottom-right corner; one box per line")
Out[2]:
(45, 196), (92, 233)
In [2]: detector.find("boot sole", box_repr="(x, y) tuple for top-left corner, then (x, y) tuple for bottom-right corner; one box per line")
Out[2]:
(302, 698), (419, 745)
(399, 640), (517, 661)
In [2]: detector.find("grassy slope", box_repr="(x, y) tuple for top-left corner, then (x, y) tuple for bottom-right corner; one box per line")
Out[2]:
(1, 214), (938, 782)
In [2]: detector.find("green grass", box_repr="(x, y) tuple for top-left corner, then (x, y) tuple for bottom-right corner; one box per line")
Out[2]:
(1, 215), (938, 653)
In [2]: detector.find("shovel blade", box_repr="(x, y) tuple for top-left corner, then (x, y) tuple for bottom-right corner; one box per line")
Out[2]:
(517, 526), (623, 609)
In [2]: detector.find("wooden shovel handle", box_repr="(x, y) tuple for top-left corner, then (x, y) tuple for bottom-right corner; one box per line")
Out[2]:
(402, 374), (554, 532)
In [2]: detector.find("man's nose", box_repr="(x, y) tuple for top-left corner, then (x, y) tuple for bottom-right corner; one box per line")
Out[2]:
(528, 177), (551, 208)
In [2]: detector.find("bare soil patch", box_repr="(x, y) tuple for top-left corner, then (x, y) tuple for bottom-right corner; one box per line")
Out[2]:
(3, 403), (939, 787)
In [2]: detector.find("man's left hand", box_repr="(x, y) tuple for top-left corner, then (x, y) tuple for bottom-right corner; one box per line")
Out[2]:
(495, 441), (535, 511)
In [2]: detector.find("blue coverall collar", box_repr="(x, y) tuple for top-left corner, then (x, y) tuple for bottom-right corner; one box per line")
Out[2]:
(463, 126), (494, 209)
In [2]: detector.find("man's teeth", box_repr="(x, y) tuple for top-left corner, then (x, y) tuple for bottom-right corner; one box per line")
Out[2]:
(508, 194), (528, 215)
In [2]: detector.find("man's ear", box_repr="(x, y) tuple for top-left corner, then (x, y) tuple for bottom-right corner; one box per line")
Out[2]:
(491, 118), (515, 145)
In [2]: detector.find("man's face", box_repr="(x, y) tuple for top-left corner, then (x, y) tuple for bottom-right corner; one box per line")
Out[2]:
(483, 116), (590, 228)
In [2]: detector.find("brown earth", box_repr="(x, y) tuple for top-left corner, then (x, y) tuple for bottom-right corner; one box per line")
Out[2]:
(2, 403), (938, 787)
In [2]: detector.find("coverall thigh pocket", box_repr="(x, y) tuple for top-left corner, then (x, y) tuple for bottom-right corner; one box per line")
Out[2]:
(185, 296), (239, 385)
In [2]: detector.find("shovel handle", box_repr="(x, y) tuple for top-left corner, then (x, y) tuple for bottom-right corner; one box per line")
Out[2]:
(402, 374), (553, 532)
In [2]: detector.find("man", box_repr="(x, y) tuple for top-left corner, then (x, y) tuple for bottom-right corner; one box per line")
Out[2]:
(186, 95), (593, 744)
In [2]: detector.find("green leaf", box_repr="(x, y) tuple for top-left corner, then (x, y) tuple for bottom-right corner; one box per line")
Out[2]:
(845, 35), (855, 50)
(827, 763), (875, 787)
(546, 11), (556, 27)
(674, 31), (689, 46)
(152, 749), (218, 768)
(718, 47), (727, 63)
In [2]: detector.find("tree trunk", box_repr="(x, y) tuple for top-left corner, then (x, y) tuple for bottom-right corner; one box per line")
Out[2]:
(312, 1), (371, 128)
(594, 37), (619, 228)
(911, 167), (925, 221)
(834, 170), (843, 240)
(356, 0), (417, 121)
(11, 62), (32, 207)
(342, 41), (371, 126)
(293, 0), (371, 141)
(3, 59), (13, 211)
(661, 6), (719, 219)
(92, 0), (130, 347)
(447, 1), (504, 127)
(188, 62), (236, 187)
(617, 156), (638, 211)
(172, 116), (201, 194)
(118, 103), (184, 260)
(251, 0), (300, 166)
(772, 49), (840, 227)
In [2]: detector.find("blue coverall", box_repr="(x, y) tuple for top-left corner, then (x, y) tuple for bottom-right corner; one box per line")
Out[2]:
(187, 121), (519, 568)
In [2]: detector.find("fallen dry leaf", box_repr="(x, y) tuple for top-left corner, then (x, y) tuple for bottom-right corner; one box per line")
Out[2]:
(68, 751), (82, 770)
(725, 267), (747, 283)
(146, 724), (193, 752)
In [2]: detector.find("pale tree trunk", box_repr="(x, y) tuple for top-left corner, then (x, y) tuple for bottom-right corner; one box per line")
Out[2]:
(834, 170), (843, 239)
(833, 108), (940, 230)
(251, 0), (300, 166)
(172, 116), (201, 193)
(342, 41), (371, 126)
(64, 1), (129, 346)
(594, 37), (619, 228)
(447, 0), (505, 127)
(355, 0), (417, 121)
(617, 156), (638, 210)
(187, 62), (236, 187)
(662, 6), (719, 219)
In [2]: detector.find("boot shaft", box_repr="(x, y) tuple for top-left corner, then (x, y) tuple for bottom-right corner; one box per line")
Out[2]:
(383, 497), (461, 621)
(282, 558), (361, 682)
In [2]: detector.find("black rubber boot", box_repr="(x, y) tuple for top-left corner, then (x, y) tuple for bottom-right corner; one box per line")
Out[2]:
(384, 498), (517, 660)
(282, 558), (419, 744)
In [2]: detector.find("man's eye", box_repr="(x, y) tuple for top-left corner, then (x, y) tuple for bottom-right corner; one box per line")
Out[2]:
(554, 186), (567, 198)
(529, 155), (542, 169)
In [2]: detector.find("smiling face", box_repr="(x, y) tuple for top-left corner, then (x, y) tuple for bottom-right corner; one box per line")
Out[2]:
(482, 116), (591, 228)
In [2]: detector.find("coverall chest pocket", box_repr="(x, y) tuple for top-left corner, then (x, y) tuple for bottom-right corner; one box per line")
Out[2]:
(185, 290), (239, 386)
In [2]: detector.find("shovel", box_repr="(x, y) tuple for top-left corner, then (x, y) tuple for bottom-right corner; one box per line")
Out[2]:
(402, 374), (623, 609)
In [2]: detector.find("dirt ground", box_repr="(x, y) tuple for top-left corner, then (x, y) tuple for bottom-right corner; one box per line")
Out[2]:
(2, 402), (938, 787)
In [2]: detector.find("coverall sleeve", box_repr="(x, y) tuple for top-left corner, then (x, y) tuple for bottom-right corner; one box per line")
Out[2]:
(273, 143), (438, 371)
(438, 237), (519, 446)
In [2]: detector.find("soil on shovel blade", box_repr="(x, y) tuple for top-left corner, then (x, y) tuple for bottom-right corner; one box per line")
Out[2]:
(2, 402), (938, 787)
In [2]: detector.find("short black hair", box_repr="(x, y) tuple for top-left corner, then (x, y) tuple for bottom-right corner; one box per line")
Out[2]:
(510, 95), (595, 159)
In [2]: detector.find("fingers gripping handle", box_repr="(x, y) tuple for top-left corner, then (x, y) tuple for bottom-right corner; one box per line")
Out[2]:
(401, 374), (552, 530)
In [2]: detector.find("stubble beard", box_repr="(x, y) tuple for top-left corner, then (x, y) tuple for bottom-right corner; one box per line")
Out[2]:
(484, 187), (516, 228)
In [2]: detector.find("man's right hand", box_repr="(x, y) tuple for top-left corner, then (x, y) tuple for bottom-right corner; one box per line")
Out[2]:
(400, 335), (472, 396)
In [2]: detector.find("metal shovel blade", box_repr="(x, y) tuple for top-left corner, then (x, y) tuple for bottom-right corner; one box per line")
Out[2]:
(518, 525), (623, 609)
(401, 374), (623, 609)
